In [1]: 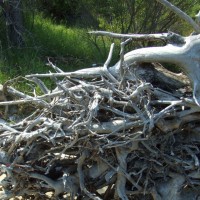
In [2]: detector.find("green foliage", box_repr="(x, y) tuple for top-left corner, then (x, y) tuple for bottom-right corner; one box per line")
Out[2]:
(0, 0), (199, 84)
(0, 14), (114, 84)
(38, 0), (199, 35)
(86, 0), (199, 35)
(36, 0), (81, 24)
(30, 15), (112, 66)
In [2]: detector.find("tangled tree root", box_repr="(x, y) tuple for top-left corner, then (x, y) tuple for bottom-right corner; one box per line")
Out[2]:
(0, 56), (200, 200)
(1, 0), (200, 198)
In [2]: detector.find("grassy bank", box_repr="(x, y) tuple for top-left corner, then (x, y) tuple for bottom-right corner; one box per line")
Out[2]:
(0, 15), (119, 84)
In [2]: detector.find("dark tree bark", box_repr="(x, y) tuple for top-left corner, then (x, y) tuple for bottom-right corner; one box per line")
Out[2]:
(1, 0), (24, 47)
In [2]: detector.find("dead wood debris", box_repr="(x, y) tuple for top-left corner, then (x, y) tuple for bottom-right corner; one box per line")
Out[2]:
(1, 0), (200, 198)
(1, 23), (200, 199)
(0, 57), (199, 200)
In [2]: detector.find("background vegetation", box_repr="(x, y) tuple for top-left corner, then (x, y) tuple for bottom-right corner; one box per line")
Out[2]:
(0, 0), (199, 83)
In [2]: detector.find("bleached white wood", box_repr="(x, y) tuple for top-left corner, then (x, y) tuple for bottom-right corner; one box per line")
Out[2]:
(110, 34), (200, 106)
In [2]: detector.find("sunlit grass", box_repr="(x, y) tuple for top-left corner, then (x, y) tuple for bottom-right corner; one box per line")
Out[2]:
(30, 15), (112, 69)
(0, 14), (119, 85)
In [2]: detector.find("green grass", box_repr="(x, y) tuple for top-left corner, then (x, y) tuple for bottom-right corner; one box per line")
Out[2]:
(29, 14), (118, 69)
(0, 14), (119, 85)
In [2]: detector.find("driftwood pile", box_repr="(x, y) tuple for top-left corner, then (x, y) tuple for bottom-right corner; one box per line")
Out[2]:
(0, 46), (199, 200)
(1, 0), (200, 199)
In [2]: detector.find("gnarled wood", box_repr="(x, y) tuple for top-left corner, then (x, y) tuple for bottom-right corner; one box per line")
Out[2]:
(1, 1), (200, 200)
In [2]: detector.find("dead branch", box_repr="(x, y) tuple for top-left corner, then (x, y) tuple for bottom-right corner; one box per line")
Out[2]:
(89, 31), (169, 41)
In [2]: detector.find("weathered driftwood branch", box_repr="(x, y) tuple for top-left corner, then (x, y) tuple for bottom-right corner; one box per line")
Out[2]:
(89, 31), (169, 41)
(89, 31), (187, 45)
(110, 34), (200, 106)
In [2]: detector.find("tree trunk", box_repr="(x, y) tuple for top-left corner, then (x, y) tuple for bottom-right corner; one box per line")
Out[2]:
(4, 0), (24, 47)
